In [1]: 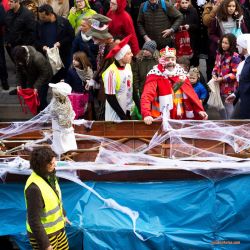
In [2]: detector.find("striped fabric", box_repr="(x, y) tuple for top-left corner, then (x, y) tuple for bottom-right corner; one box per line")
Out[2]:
(29, 230), (69, 250)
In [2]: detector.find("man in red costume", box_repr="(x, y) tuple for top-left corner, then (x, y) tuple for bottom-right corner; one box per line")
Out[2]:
(141, 47), (208, 125)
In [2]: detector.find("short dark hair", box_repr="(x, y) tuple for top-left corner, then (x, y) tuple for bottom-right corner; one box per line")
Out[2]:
(30, 147), (56, 177)
(12, 46), (28, 65)
(38, 4), (54, 15)
(218, 33), (237, 55)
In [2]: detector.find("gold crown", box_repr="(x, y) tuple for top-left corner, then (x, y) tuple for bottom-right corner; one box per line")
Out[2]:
(160, 46), (176, 57)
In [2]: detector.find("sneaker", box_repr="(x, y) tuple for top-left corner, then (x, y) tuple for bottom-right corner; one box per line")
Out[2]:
(9, 88), (17, 95)
(1, 80), (9, 91)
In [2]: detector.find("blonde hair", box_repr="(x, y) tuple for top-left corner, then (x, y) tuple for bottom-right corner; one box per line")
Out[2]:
(188, 67), (200, 79)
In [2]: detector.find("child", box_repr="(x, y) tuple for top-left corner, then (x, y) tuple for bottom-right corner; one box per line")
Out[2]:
(189, 68), (208, 104)
(211, 33), (241, 119)
(66, 51), (94, 119)
(66, 51), (93, 93)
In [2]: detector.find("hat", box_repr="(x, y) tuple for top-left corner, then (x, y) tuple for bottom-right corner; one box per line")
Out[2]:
(91, 14), (111, 30)
(188, 67), (200, 79)
(160, 46), (176, 58)
(49, 82), (72, 96)
(142, 40), (157, 54)
(86, 14), (113, 40)
(105, 35), (132, 60)
(237, 34), (250, 54)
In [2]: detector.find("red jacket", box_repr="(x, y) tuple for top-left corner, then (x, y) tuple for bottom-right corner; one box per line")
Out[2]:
(107, 0), (140, 55)
(141, 65), (204, 119)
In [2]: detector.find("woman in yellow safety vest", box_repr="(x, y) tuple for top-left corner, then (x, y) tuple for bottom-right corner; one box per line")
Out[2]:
(24, 147), (70, 250)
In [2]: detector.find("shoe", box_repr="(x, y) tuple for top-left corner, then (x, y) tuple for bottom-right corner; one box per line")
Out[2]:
(9, 88), (17, 95)
(1, 80), (9, 91)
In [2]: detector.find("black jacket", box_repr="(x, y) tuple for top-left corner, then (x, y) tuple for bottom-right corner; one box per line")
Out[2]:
(5, 5), (36, 46)
(0, 4), (6, 38)
(237, 56), (250, 118)
(16, 46), (53, 90)
(36, 15), (74, 69)
(179, 6), (200, 56)
(72, 32), (98, 70)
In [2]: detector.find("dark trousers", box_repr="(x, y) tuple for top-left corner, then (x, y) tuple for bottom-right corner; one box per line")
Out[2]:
(0, 37), (8, 82)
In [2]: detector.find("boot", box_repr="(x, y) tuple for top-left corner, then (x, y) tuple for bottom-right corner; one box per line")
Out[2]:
(1, 80), (9, 91)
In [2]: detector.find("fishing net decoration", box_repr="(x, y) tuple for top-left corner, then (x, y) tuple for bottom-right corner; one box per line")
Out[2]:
(4, 106), (250, 243)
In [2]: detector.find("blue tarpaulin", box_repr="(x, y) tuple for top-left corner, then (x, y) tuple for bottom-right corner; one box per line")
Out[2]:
(0, 175), (250, 249)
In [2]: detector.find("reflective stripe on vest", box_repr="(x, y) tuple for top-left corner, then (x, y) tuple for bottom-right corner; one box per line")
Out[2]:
(151, 97), (161, 118)
(24, 172), (65, 235)
(102, 63), (132, 93)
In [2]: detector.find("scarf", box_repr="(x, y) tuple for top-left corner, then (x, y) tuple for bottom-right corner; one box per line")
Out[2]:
(75, 66), (93, 83)
(81, 32), (92, 42)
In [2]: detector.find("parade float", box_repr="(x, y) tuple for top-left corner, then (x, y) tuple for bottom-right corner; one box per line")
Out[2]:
(1, 108), (250, 249)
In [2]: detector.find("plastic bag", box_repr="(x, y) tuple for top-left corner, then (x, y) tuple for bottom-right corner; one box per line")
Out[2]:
(68, 93), (89, 119)
(207, 79), (224, 110)
(46, 47), (64, 75)
(17, 88), (40, 115)
(175, 28), (193, 58)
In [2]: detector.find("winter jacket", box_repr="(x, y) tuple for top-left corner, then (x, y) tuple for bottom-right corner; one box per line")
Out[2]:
(192, 81), (208, 100)
(137, 0), (183, 49)
(131, 52), (158, 96)
(0, 4), (5, 37)
(179, 6), (200, 58)
(212, 51), (241, 95)
(36, 15), (75, 69)
(16, 46), (53, 90)
(202, 1), (220, 32)
(72, 32), (98, 70)
(5, 5), (36, 47)
(237, 56), (250, 118)
(66, 67), (84, 93)
(107, 0), (140, 55)
(68, 0), (96, 33)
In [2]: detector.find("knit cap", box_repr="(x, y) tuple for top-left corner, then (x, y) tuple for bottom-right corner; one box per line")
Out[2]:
(142, 40), (157, 55)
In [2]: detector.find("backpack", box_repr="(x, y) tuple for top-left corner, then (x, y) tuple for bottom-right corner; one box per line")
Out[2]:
(142, 0), (167, 13)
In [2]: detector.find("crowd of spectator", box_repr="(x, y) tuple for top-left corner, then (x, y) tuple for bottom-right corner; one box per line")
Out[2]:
(0, 0), (250, 120)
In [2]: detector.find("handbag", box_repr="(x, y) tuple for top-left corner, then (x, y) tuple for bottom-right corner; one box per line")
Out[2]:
(174, 28), (193, 58)
(68, 92), (89, 119)
(46, 47), (64, 75)
(207, 79), (225, 111)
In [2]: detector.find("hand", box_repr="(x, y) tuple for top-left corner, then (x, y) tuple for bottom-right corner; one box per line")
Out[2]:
(65, 216), (72, 225)
(17, 86), (21, 92)
(43, 46), (49, 51)
(85, 79), (96, 90)
(34, 88), (37, 93)
(162, 29), (173, 38)
(215, 77), (223, 83)
(198, 111), (208, 120)
(184, 24), (189, 30)
(70, 6), (76, 14)
(225, 93), (236, 104)
(212, 75), (217, 80)
(144, 35), (151, 42)
(54, 42), (60, 48)
(144, 116), (154, 125)
(45, 245), (53, 250)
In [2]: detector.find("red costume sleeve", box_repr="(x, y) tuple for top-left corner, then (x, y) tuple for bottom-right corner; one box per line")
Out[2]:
(141, 79), (158, 118)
